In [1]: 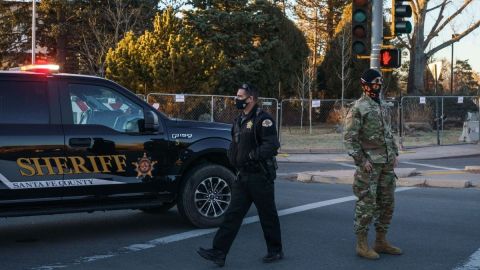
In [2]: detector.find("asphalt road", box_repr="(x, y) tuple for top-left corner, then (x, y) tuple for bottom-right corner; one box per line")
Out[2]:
(1, 156), (479, 270)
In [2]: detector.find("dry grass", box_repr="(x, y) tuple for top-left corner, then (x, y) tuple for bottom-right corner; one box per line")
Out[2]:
(401, 128), (468, 147)
(404, 103), (434, 122)
(279, 126), (469, 150)
(279, 126), (345, 150)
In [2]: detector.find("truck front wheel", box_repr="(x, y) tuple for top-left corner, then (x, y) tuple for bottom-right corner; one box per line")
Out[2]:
(177, 164), (235, 228)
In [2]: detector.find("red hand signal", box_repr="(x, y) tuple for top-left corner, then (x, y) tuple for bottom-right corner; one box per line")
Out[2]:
(381, 51), (392, 65)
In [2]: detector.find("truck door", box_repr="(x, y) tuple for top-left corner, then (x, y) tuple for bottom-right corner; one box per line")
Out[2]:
(0, 77), (65, 203)
(59, 81), (170, 198)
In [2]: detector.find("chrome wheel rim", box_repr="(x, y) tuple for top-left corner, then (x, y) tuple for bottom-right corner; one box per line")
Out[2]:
(194, 177), (231, 218)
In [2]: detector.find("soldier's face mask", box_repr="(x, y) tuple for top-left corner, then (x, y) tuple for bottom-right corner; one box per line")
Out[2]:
(363, 84), (381, 100)
(363, 77), (382, 100)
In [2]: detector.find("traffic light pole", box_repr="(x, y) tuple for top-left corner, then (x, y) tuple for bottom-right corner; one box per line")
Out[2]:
(370, 0), (382, 70)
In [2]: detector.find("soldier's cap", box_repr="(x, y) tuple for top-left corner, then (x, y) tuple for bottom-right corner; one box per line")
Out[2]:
(360, 69), (383, 85)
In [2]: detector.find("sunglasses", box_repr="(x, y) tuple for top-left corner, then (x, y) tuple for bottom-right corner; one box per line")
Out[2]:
(370, 77), (383, 84)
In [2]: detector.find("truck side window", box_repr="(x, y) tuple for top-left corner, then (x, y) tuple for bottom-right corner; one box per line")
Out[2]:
(68, 84), (144, 133)
(0, 81), (49, 124)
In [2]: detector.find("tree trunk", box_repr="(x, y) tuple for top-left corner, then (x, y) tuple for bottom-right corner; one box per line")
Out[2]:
(327, 0), (334, 40)
(56, 6), (67, 72)
(407, 1), (426, 95)
(408, 46), (427, 95)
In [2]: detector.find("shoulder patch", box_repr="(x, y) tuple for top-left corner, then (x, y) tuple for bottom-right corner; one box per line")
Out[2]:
(262, 119), (273, 127)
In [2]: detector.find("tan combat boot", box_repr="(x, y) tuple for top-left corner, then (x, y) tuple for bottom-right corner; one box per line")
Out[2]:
(356, 233), (380, 260)
(374, 232), (403, 255)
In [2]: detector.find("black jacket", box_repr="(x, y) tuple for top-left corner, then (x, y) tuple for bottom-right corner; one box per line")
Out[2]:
(227, 105), (280, 169)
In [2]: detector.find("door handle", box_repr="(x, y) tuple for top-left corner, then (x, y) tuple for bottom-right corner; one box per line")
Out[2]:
(69, 138), (92, 147)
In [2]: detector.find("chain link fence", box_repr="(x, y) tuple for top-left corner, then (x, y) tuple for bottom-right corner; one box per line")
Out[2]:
(388, 98), (401, 136)
(400, 96), (480, 147)
(279, 99), (355, 152)
(141, 92), (478, 151)
(146, 93), (278, 126)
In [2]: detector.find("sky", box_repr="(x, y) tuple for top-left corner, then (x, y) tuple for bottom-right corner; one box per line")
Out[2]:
(287, 0), (480, 72)
(395, 0), (480, 72)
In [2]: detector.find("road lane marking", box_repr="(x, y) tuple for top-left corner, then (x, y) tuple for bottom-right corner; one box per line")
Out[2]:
(337, 162), (356, 168)
(400, 161), (460, 171)
(454, 247), (480, 270)
(423, 170), (467, 175)
(339, 161), (463, 171)
(32, 187), (415, 270)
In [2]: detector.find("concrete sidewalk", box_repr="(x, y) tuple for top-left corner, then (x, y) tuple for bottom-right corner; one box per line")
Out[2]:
(280, 144), (480, 189)
(278, 143), (480, 163)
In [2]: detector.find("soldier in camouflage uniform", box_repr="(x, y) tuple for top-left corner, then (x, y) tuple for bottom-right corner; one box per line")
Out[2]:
(344, 69), (402, 260)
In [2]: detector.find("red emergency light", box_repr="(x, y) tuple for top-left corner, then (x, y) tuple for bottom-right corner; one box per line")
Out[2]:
(19, 64), (60, 74)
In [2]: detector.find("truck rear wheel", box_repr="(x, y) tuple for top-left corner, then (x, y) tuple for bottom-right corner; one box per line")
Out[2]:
(177, 164), (235, 228)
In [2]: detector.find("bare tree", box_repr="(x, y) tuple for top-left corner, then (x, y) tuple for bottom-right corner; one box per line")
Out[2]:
(296, 62), (314, 129)
(79, 0), (158, 76)
(334, 26), (352, 109)
(397, 0), (480, 94)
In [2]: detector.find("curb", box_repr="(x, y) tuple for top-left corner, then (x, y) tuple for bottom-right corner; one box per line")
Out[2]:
(425, 179), (472, 188)
(296, 169), (475, 188)
(465, 166), (480, 173)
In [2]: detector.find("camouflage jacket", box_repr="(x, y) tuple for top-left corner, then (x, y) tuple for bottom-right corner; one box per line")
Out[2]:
(344, 94), (398, 165)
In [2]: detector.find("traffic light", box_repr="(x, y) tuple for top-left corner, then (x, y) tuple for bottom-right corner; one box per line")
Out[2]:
(352, 0), (371, 58)
(392, 0), (412, 35)
(380, 49), (401, 68)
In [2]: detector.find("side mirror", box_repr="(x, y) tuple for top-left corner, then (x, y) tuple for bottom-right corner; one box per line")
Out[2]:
(144, 110), (160, 132)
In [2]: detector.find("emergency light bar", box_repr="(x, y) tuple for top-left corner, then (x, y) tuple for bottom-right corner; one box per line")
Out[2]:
(20, 64), (60, 73)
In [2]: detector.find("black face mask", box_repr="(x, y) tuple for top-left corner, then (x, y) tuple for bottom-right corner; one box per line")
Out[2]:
(235, 97), (248, 110)
(364, 84), (381, 101)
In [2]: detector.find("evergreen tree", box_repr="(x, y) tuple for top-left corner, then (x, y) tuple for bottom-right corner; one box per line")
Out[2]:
(185, 0), (308, 97)
(317, 4), (368, 99)
(0, 1), (33, 69)
(106, 8), (226, 94)
(454, 60), (480, 96)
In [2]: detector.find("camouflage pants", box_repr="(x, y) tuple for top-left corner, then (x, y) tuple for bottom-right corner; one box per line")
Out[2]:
(353, 161), (397, 234)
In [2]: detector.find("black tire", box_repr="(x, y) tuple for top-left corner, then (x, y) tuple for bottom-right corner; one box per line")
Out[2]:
(177, 163), (235, 228)
(140, 201), (176, 214)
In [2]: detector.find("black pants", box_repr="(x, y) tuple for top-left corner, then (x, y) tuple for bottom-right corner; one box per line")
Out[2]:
(213, 172), (282, 255)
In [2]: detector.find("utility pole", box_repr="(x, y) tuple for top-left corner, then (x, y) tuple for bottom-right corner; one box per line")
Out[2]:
(370, 0), (382, 70)
(310, 8), (318, 135)
(434, 65), (440, 145)
(450, 34), (459, 95)
(450, 43), (453, 95)
(31, 0), (36, 64)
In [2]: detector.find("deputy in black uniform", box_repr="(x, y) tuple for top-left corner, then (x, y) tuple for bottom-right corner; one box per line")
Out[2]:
(197, 83), (283, 267)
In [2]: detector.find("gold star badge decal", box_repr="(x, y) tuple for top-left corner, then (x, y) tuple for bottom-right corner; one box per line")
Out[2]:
(246, 120), (253, 129)
(132, 153), (157, 179)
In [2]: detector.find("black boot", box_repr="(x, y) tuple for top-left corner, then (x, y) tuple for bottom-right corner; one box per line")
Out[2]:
(197, 247), (226, 267)
(263, 251), (284, 263)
